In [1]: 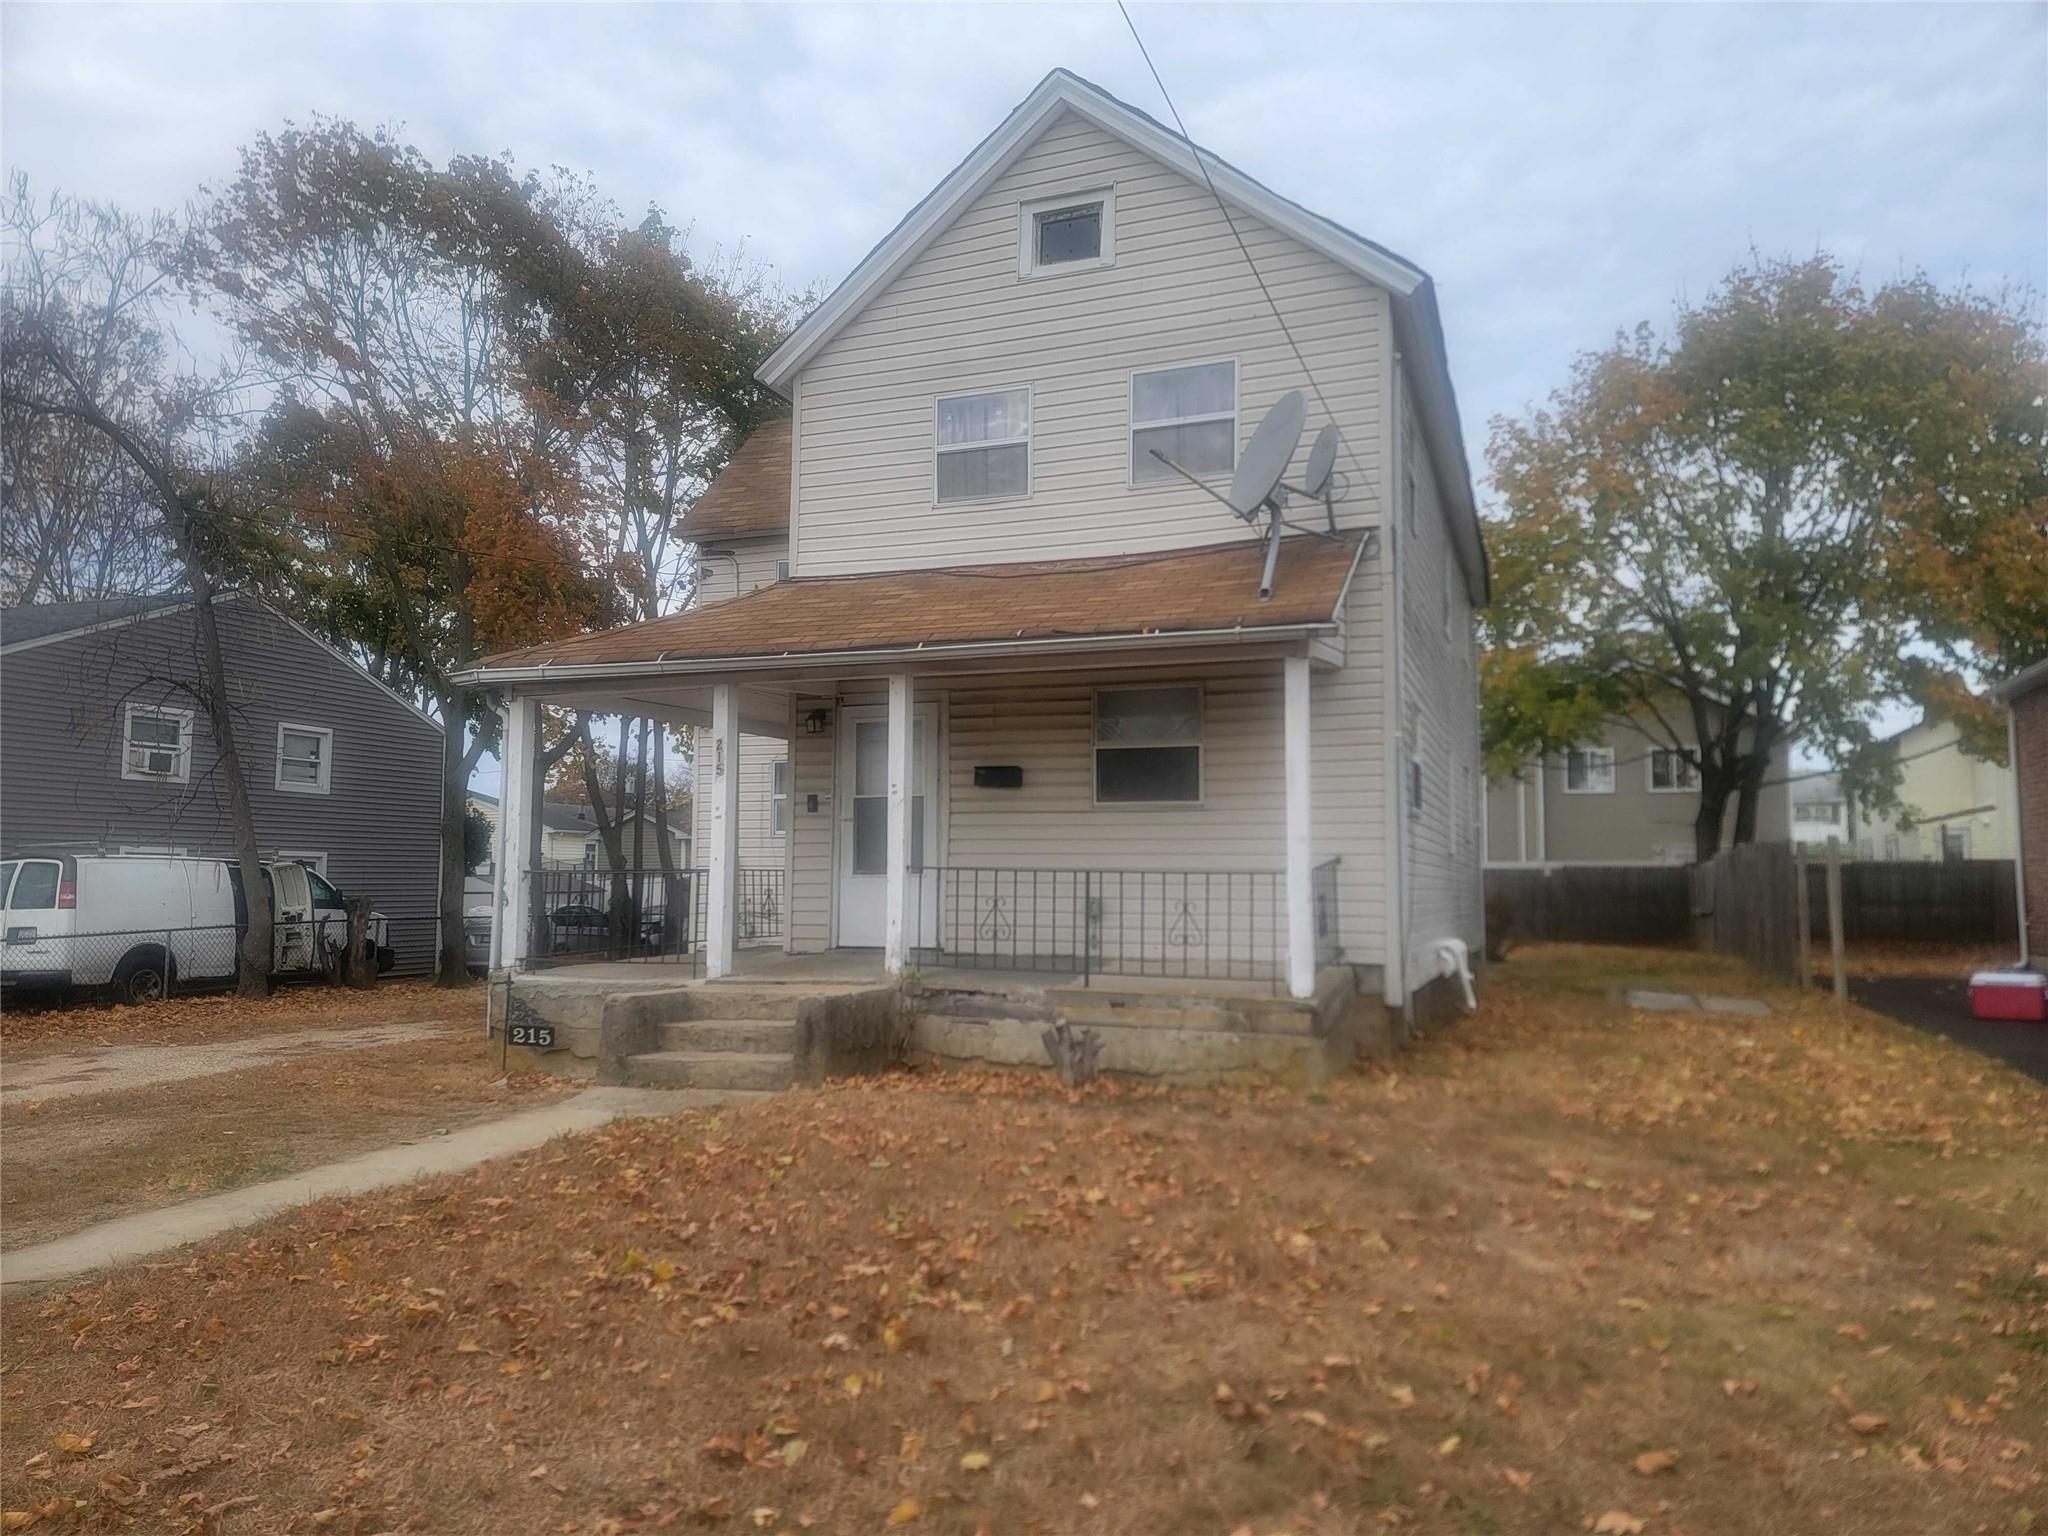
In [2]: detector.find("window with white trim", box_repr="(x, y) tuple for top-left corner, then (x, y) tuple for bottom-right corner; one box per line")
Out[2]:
(771, 759), (790, 835)
(935, 387), (1029, 503)
(1094, 685), (1201, 804)
(1563, 747), (1615, 794)
(275, 849), (328, 876)
(1018, 189), (1114, 276)
(275, 723), (333, 795)
(121, 703), (194, 783)
(1647, 749), (1700, 793)
(1130, 360), (1236, 483)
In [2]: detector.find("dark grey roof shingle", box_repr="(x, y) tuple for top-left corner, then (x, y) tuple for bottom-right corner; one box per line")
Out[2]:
(0, 594), (188, 648)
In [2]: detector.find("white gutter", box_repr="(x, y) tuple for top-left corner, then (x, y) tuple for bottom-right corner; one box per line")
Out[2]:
(452, 620), (1339, 689)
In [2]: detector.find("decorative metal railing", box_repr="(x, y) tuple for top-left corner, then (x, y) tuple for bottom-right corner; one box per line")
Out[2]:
(518, 866), (783, 970)
(907, 865), (1315, 991)
(1313, 856), (1343, 967)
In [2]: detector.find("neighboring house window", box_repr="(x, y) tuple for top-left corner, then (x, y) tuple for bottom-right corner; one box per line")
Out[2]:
(1883, 833), (1900, 860)
(121, 703), (194, 784)
(771, 759), (790, 835)
(1795, 801), (1842, 825)
(1094, 685), (1201, 804)
(1647, 749), (1700, 793)
(275, 849), (328, 875)
(935, 387), (1030, 503)
(775, 559), (789, 582)
(1018, 189), (1114, 276)
(1564, 747), (1615, 794)
(1940, 826), (1969, 862)
(275, 723), (333, 795)
(1130, 360), (1236, 483)
(1407, 753), (1424, 819)
(583, 841), (598, 870)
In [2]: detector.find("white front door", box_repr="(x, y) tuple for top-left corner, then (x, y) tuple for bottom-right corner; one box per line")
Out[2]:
(836, 705), (939, 948)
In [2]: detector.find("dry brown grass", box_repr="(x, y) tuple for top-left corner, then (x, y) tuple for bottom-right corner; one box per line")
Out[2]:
(1, 979), (484, 1060)
(2, 1030), (567, 1251)
(4, 945), (2043, 1535)
(1815, 942), (2017, 982)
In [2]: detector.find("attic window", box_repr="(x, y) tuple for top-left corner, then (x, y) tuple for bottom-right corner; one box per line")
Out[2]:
(1019, 189), (1115, 277)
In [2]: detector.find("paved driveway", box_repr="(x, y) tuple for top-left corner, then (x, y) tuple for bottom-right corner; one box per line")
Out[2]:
(1847, 975), (2048, 1084)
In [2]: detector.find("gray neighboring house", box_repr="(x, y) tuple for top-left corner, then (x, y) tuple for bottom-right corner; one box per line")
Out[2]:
(1485, 709), (1793, 867)
(0, 593), (444, 973)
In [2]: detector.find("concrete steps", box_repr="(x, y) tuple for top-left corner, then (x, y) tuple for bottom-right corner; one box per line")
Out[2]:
(621, 1050), (796, 1092)
(655, 1018), (797, 1054)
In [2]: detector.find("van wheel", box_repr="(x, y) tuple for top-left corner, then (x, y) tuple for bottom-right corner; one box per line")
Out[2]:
(112, 947), (172, 1005)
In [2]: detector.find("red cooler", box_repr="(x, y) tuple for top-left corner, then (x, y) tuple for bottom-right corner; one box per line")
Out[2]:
(1969, 971), (2048, 1023)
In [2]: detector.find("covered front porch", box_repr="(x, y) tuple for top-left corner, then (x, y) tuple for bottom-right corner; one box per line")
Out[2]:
(465, 537), (1376, 1004)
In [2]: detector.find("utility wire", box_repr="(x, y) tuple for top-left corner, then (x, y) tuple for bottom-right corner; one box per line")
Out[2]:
(1115, 0), (1375, 498)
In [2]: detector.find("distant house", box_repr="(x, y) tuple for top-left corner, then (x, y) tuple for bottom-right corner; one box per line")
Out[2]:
(1857, 713), (2017, 862)
(1486, 708), (1792, 867)
(0, 593), (443, 971)
(1790, 772), (1853, 852)
(1990, 658), (2047, 964)
(539, 800), (690, 871)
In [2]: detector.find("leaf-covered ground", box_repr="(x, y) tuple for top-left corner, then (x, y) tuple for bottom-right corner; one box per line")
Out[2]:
(5, 945), (2043, 1534)
(1, 980), (481, 1058)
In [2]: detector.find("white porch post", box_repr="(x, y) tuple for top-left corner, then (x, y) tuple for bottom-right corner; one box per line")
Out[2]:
(499, 693), (542, 970)
(706, 684), (740, 978)
(884, 672), (914, 975)
(1283, 656), (1316, 999)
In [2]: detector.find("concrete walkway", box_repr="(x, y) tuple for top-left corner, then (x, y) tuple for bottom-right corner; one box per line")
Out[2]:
(0, 1086), (750, 1290)
(2, 1022), (446, 1104)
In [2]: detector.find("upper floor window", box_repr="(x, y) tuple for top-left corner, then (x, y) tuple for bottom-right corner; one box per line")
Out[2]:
(1647, 749), (1700, 793)
(122, 703), (193, 784)
(1018, 189), (1114, 277)
(771, 759), (790, 835)
(276, 722), (333, 795)
(1094, 685), (1201, 804)
(1563, 747), (1615, 794)
(935, 387), (1030, 503)
(1130, 360), (1236, 484)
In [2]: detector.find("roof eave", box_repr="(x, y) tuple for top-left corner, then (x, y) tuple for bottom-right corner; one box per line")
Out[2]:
(1990, 654), (2048, 704)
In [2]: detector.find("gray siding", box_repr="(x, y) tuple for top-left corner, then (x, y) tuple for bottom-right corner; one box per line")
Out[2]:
(0, 597), (444, 972)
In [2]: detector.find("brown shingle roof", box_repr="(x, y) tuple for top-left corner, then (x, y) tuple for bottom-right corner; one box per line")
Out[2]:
(681, 420), (791, 541)
(471, 535), (1361, 676)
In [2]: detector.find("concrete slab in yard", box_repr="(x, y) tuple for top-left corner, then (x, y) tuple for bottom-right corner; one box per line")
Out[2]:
(1622, 989), (1771, 1016)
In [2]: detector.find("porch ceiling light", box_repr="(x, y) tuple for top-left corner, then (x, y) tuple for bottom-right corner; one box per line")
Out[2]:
(804, 708), (831, 735)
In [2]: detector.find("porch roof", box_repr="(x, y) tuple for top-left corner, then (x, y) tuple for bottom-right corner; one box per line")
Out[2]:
(460, 534), (1364, 685)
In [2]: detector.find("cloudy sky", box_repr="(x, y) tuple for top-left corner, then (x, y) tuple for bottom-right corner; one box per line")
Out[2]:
(6, 2), (2042, 781)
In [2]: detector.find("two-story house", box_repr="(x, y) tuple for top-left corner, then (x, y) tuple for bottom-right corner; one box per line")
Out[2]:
(1, 592), (443, 971)
(1486, 708), (1793, 867)
(1856, 711), (2016, 862)
(462, 69), (1488, 1022)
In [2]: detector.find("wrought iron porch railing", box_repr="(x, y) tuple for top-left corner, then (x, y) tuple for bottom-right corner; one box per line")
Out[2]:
(519, 866), (784, 971)
(907, 865), (1309, 991)
(1313, 856), (1342, 967)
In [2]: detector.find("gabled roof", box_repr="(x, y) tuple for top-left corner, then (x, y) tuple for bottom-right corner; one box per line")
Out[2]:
(461, 535), (1363, 683)
(682, 419), (792, 542)
(756, 68), (1486, 603)
(0, 593), (187, 648)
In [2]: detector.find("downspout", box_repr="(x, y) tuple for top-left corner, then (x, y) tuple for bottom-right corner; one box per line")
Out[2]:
(1534, 752), (1548, 866)
(1381, 350), (1410, 1010)
(2008, 705), (2032, 967)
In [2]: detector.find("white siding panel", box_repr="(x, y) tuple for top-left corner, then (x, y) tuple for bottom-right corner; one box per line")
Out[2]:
(698, 535), (788, 604)
(690, 729), (787, 874)
(794, 110), (1390, 573)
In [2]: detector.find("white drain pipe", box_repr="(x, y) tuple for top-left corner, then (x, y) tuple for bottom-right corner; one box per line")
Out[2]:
(1434, 937), (1478, 1012)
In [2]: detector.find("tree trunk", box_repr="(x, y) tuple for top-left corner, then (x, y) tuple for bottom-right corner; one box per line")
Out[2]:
(1732, 721), (1781, 847)
(653, 730), (681, 949)
(1693, 774), (1735, 866)
(173, 539), (272, 998)
(433, 688), (472, 987)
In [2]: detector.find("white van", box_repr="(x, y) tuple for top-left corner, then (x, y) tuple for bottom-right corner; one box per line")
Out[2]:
(0, 854), (393, 1004)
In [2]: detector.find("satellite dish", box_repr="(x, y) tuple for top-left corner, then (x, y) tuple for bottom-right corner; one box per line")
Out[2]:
(1227, 389), (1305, 518)
(1302, 424), (1338, 499)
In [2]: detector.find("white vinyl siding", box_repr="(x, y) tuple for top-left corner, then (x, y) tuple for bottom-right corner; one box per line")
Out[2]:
(1093, 684), (1202, 803)
(792, 110), (1387, 573)
(697, 534), (790, 604)
(690, 731), (787, 874)
(1019, 188), (1115, 277)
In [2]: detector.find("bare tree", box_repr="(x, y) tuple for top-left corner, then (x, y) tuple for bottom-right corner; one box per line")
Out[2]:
(1, 178), (276, 994)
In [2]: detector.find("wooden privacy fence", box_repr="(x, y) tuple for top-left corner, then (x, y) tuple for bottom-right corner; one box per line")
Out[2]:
(1799, 858), (2019, 946)
(1484, 865), (1693, 946)
(1692, 841), (1802, 979)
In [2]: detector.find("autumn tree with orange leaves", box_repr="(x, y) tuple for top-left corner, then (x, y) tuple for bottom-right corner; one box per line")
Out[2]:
(1484, 254), (2047, 862)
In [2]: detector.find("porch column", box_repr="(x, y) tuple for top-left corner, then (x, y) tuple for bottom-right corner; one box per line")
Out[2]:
(706, 684), (741, 978)
(1283, 656), (1316, 999)
(884, 672), (914, 975)
(499, 692), (543, 971)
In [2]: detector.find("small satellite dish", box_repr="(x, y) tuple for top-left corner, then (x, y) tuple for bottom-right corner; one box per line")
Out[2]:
(1227, 389), (1305, 518)
(1303, 424), (1338, 499)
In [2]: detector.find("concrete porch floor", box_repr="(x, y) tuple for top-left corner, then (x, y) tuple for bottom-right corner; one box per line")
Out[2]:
(515, 944), (1307, 1000)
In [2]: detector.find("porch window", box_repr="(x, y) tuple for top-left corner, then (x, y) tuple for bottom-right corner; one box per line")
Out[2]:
(121, 703), (193, 784)
(1130, 360), (1235, 483)
(275, 722), (333, 794)
(1647, 748), (1699, 793)
(1563, 747), (1615, 794)
(935, 387), (1029, 503)
(1094, 685), (1201, 804)
(771, 759), (789, 835)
